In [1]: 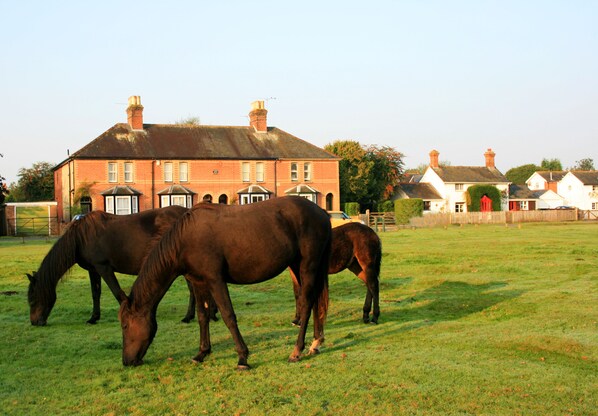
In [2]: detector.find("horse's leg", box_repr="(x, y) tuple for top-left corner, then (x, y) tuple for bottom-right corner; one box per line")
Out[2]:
(289, 268), (301, 325)
(190, 281), (212, 363)
(181, 277), (196, 323)
(206, 277), (250, 370)
(87, 270), (102, 324)
(95, 265), (127, 304)
(348, 261), (372, 323)
(288, 264), (313, 362)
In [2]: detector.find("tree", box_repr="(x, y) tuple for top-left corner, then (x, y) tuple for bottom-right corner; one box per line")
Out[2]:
(9, 161), (54, 202)
(175, 116), (201, 125)
(324, 140), (404, 210)
(540, 158), (563, 171)
(505, 164), (540, 185)
(572, 158), (594, 171)
(365, 145), (404, 200)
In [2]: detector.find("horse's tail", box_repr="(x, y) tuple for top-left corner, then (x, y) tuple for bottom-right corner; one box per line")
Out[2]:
(316, 273), (329, 325)
(373, 234), (382, 281)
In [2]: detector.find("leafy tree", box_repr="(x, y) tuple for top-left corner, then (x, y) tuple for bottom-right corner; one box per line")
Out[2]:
(325, 140), (404, 210)
(540, 158), (563, 171)
(572, 158), (594, 171)
(365, 145), (404, 200)
(9, 162), (54, 202)
(505, 164), (540, 184)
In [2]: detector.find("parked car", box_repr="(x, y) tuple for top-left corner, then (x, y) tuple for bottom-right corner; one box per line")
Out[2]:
(328, 211), (365, 228)
(555, 206), (575, 210)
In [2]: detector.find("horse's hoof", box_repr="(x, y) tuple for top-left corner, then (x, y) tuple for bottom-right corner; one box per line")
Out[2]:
(86, 319), (98, 325)
(181, 317), (192, 324)
(236, 364), (251, 371)
(291, 319), (301, 327)
(370, 319), (378, 325)
(288, 355), (301, 363)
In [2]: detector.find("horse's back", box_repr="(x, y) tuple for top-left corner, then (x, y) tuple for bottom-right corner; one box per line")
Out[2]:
(183, 197), (331, 283)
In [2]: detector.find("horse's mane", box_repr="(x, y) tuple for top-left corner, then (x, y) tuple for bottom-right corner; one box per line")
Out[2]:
(130, 208), (198, 305)
(29, 212), (111, 301)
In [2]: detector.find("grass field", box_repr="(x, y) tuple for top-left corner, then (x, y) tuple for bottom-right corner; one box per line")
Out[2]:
(0, 223), (596, 415)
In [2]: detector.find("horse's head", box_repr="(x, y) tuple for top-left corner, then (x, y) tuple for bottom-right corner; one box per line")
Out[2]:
(119, 298), (157, 366)
(27, 272), (55, 326)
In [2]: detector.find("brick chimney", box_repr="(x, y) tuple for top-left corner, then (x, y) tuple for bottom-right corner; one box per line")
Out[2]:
(249, 100), (268, 132)
(429, 149), (440, 168)
(484, 148), (496, 168)
(126, 96), (144, 130)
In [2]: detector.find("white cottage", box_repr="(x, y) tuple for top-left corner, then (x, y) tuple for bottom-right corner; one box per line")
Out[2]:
(558, 171), (598, 210)
(416, 149), (510, 213)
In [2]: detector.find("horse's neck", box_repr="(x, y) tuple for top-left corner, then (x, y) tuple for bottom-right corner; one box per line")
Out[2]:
(38, 238), (77, 289)
(131, 270), (179, 312)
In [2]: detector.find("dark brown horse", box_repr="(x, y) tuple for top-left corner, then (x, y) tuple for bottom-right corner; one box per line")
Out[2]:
(119, 196), (331, 369)
(292, 222), (382, 324)
(27, 205), (200, 326)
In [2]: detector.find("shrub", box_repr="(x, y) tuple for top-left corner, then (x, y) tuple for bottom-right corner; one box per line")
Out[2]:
(343, 202), (360, 215)
(466, 185), (502, 212)
(395, 199), (423, 224)
(377, 200), (394, 212)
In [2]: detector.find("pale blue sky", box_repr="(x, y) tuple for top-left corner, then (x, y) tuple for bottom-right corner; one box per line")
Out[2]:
(1, 1), (596, 184)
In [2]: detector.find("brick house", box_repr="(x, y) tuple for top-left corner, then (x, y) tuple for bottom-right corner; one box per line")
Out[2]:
(53, 97), (340, 223)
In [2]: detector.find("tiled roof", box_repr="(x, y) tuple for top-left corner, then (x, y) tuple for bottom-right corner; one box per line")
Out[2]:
(156, 185), (196, 195)
(508, 184), (546, 199)
(570, 171), (598, 185)
(100, 185), (142, 195)
(430, 166), (508, 183)
(534, 171), (568, 182)
(68, 123), (338, 161)
(397, 183), (443, 200)
(285, 184), (319, 194)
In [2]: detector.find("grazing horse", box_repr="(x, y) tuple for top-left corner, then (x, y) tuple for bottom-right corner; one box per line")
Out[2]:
(27, 206), (200, 326)
(119, 196), (331, 369)
(292, 222), (382, 324)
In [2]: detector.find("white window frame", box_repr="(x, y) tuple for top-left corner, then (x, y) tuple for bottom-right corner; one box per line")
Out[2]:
(242, 162), (250, 182)
(164, 162), (173, 182)
(592, 202), (598, 210)
(124, 162), (133, 183)
(105, 196), (114, 213)
(291, 162), (298, 182)
(256, 162), (264, 182)
(179, 162), (188, 182)
(455, 202), (465, 213)
(171, 195), (186, 207)
(455, 183), (464, 191)
(303, 162), (312, 182)
(161, 195), (170, 207)
(108, 162), (118, 183)
(298, 193), (316, 203)
(520, 201), (529, 211)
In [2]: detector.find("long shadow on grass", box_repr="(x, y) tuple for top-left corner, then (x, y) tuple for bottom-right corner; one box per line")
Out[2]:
(326, 280), (524, 353)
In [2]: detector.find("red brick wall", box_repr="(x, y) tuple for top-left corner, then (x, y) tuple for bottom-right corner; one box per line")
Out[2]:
(55, 158), (339, 222)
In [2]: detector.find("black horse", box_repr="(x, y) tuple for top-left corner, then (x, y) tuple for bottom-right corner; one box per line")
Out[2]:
(119, 196), (331, 369)
(292, 222), (382, 324)
(27, 205), (202, 326)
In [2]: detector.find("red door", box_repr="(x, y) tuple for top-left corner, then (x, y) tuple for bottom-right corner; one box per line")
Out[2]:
(481, 195), (492, 212)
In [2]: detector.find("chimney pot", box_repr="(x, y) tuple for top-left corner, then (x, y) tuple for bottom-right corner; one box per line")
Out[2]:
(429, 149), (440, 168)
(249, 100), (268, 132)
(126, 95), (144, 130)
(484, 148), (496, 168)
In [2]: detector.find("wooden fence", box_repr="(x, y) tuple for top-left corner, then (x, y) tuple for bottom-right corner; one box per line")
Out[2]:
(408, 209), (579, 228)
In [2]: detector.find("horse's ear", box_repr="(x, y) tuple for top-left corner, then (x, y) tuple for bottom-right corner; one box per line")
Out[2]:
(26, 273), (34, 283)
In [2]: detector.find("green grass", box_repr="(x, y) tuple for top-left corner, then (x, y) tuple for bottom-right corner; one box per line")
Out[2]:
(1, 223), (597, 415)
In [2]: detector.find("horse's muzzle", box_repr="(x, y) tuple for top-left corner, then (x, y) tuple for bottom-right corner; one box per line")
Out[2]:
(30, 318), (47, 326)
